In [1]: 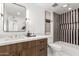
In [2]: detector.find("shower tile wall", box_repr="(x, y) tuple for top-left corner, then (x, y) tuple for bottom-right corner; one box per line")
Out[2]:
(53, 12), (60, 42)
(59, 9), (79, 45)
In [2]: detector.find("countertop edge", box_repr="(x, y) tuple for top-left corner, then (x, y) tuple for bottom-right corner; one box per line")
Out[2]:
(0, 35), (51, 46)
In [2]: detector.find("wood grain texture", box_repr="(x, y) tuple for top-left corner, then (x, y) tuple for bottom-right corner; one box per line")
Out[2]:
(0, 38), (47, 56)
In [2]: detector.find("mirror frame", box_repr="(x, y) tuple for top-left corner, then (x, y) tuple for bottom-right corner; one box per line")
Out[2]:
(3, 3), (26, 32)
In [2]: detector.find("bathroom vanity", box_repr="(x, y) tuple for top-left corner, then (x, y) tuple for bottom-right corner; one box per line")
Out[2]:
(0, 3), (50, 56)
(0, 36), (47, 56)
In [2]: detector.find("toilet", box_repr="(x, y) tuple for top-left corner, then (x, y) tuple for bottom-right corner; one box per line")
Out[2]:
(48, 43), (62, 51)
(48, 38), (62, 55)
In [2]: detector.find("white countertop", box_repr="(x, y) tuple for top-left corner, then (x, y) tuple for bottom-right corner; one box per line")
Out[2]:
(0, 35), (52, 46)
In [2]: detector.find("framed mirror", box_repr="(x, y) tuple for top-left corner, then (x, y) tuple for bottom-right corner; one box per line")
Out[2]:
(3, 3), (26, 32)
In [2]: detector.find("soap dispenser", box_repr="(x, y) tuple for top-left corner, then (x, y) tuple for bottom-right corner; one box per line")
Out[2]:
(27, 31), (30, 37)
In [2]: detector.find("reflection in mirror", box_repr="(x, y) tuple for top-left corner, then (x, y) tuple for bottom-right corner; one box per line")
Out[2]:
(3, 3), (26, 32)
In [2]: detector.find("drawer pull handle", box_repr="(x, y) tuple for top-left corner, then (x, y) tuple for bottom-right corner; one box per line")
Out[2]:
(40, 47), (46, 51)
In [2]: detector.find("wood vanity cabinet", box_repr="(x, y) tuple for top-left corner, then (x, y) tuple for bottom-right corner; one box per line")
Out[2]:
(36, 39), (47, 56)
(9, 44), (17, 56)
(9, 43), (22, 56)
(21, 38), (47, 56)
(0, 45), (10, 56)
(0, 38), (47, 56)
(21, 40), (36, 56)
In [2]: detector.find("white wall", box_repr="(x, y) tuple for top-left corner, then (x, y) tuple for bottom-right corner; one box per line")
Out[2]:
(25, 3), (54, 43)
(25, 3), (45, 35)
(25, 3), (54, 36)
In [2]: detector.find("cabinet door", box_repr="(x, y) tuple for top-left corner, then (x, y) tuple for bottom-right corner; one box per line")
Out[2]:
(9, 43), (22, 56)
(0, 45), (10, 56)
(9, 44), (17, 56)
(21, 41), (36, 56)
(22, 48), (36, 56)
(16, 43), (22, 56)
(21, 42), (29, 56)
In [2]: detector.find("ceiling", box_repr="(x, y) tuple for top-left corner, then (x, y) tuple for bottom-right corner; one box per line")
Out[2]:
(19, 3), (79, 14)
(35, 3), (79, 14)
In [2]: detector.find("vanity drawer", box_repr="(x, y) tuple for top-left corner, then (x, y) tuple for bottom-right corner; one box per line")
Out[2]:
(22, 40), (36, 49)
(36, 38), (47, 46)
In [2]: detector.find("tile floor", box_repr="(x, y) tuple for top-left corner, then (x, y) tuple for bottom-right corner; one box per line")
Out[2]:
(48, 47), (70, 56)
